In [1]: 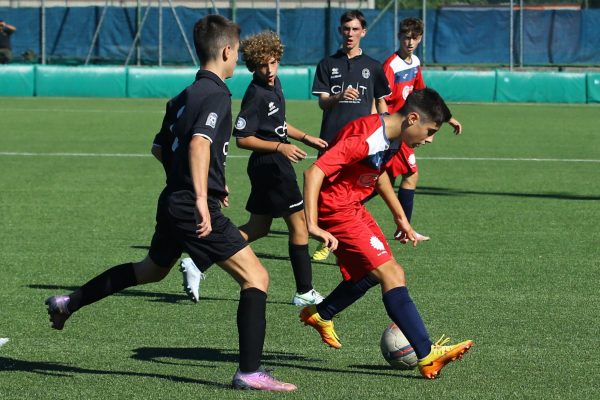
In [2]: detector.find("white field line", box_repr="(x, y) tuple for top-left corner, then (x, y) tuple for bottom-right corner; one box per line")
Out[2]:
(0, 152), (599, 163)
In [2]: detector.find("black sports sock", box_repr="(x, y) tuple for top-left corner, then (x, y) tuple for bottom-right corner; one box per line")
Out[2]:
(237, 287), (267, 373)
(397, 188), (415, 222)
(288, 242), (313, 294)
(317, 276), (379, 320)
(67, 262), (137, 313)
(382, 286), (431, 359)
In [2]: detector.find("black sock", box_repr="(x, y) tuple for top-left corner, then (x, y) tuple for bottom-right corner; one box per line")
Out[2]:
(67, 262), (137, 313)
(317, 276), (379, 320)
(382, 286), (431, 359)
(288, 242), (312, 294)
(397, 188), (415, 222)
(237, 287), (267, 373)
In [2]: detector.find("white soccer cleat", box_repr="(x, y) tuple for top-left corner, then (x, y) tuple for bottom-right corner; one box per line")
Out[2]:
(292, 288), (325, 306)
(395, 231), (430, 244)
(0, 338), (9, 347)
(179, 257), (205, 303)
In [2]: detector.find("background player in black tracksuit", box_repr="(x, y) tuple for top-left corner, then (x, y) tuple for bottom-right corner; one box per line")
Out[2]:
(233, 31), (328, 306)
(310, 9), (391, 261)
(45, 15), (297, 392)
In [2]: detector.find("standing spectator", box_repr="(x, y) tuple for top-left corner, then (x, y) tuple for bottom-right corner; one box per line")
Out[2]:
(0, 20), (16, 64)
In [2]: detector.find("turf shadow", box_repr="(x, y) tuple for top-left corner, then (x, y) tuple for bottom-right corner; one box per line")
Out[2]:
(0, 356), (230, 388)
(132, 346), (318, 366)
(417, 186), (600, 201)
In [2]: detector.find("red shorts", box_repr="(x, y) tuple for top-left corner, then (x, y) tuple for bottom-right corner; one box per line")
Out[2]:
(385, 141), (418, 178)
(320, 206), (393, 282)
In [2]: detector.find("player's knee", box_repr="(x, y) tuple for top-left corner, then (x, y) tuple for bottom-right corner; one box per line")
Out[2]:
(244, 263), (269, 292)
(133, 256), (172, 284)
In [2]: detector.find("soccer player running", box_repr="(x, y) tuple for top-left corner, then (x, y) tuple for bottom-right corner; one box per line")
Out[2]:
(232, 31), (328, 306)
(310, 9), (391, 261)
(300, 88), (473, 379)
(44, 15), (296, 392)
(380, 17), (462, 243)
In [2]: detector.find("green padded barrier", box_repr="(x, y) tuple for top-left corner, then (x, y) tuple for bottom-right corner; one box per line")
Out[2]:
(586, 73), (600, 103)
(127, 67), (197, 98)
(423, 70), (496, 102)
(0, 65), (35, 96)
(225, 67), (253, 99)
(307, 66), (317, 99)
(277, 67), (311, 100)
(35, 66), (126, 97)
(496, 70), (586, 103)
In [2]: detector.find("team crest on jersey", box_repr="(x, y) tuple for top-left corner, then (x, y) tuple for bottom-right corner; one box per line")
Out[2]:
(402, 85), (413, 100)
(357, 173), (378, 187)
(235, 116), (246, 130)
(205, 112), (218, 128)
(370, 236), (386, 251)
(362, 68), (370, 79)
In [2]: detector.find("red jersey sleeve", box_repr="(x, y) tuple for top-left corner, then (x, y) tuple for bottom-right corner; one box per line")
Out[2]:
(314, 125), (369, 182)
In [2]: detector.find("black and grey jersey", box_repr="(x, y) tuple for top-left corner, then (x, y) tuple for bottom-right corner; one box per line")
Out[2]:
(233, 76), (288, 143)
(163, 70), (232, 197)
(312, 50), (390, 145)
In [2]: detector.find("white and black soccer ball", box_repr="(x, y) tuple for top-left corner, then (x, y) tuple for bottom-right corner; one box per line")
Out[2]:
(380, 323), (418, 370)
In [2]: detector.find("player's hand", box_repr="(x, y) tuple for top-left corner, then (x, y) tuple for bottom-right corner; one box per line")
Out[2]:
(278, 143), (307, 163)
(340, 86), (360, 101)
(194, 198), (212, 238)
(219, 185), (229, 208)
(393, 219), (418, 248)
(303, 135), (328, 150)
(308, 225), (338, 252)
(449, 117), (462, 135)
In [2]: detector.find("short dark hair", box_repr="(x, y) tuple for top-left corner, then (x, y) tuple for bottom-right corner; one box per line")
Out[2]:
(399, 17), (424, 37)
(193, 15), (240, 65)
(399, 88), (452, 125)
(340, 10), (367, 29)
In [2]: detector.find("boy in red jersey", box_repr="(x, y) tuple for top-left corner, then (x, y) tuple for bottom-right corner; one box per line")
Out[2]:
(381, 17), (462, 243)
(300, 88), (473, 380)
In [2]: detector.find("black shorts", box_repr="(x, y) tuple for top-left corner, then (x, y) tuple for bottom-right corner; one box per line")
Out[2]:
(245, 152), (304, 217)
(149, 189), (247, 271)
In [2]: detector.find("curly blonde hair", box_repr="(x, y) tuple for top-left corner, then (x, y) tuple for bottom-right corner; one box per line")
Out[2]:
(241, 31), (284, 72)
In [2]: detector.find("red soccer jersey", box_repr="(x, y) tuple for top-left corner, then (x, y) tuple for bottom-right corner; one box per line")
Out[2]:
(314, 114), (397, 215)
(382, 52), (425, 113)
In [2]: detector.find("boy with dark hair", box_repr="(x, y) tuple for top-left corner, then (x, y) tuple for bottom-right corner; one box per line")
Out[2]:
(45, 15), (296, 392)
(233, 31), (328, 306)
(311, 9), (391, 260)
(381, 17), (462, 243)
(300, 88), (473, 380)
(0, 20), (16, 64)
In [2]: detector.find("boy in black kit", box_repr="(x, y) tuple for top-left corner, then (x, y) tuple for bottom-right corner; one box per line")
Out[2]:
(233, 31), (328, 306)
(44, 15), (296, 392)
(311, 9), (391, 260)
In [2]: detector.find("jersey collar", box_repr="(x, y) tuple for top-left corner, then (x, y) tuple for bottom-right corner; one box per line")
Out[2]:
(195, 69), (232, 96)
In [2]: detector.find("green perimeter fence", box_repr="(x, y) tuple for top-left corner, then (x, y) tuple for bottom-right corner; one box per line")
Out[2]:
(1, 65), (600, 103)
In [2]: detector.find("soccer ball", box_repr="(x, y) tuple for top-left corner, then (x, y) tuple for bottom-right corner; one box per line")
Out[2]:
(380, 323), (418, 370)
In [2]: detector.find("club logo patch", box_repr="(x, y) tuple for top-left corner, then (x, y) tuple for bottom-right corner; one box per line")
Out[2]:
(205, 112), (218, 128)
(370, 236), (386, 251)
(362, 68), (370, 79)
(407, 153), (417, 167)
(235, 116), (246, 130)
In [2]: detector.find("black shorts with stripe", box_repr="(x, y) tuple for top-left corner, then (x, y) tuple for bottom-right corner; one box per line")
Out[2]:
(149, 189), (247, 271)
(245, 151), (304, 218)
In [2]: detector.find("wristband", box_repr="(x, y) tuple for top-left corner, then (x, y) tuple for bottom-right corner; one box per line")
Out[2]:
(275, 142), (282, 152)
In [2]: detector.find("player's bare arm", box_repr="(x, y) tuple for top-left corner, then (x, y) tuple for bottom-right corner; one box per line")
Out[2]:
(237, 135), (307, 163)
(303, 164), (338, 251)
(375, 97), (388, 114)
(287, 122), (328, 150)
(375, 171), (417, 247)
(189, 135), (212, 237)
(449, 117), (462, 135)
